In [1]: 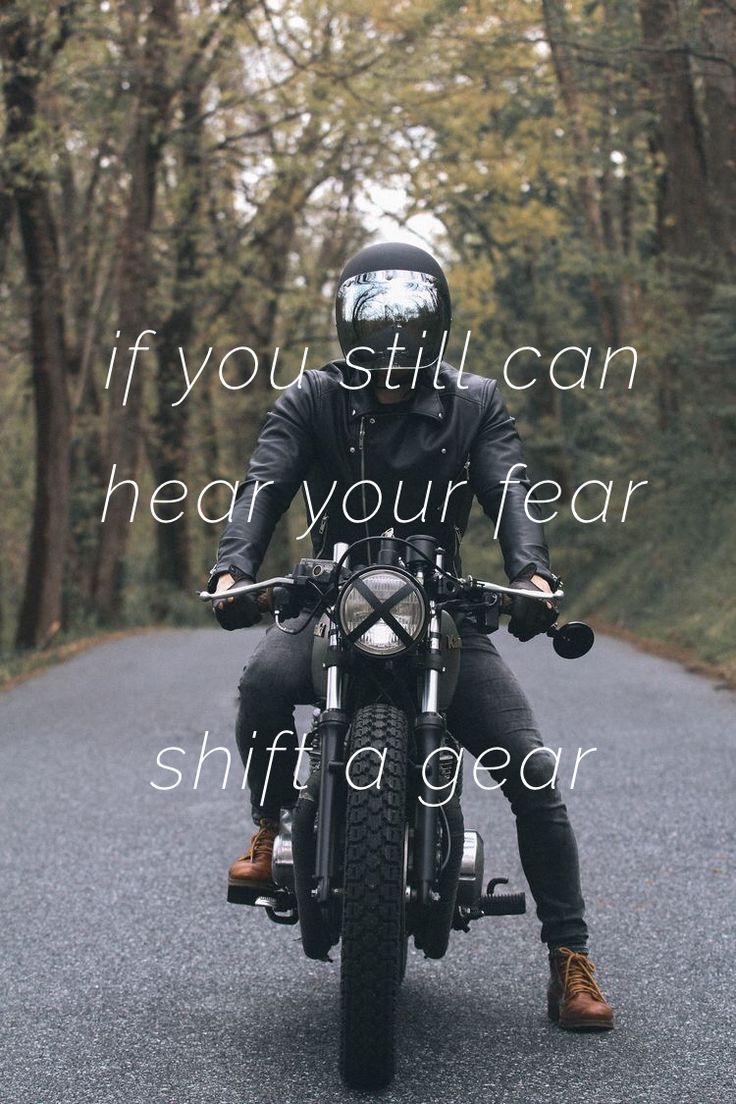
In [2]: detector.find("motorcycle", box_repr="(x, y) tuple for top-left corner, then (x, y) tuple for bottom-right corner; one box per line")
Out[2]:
(199, 533), (593, 1090)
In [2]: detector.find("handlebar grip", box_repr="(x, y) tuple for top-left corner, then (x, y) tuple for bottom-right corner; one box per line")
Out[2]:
(256, 589), (273, 613)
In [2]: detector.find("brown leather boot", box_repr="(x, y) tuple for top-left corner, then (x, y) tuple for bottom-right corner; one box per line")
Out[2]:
(548, 948), (614, 1030)
(228, 818), (279, 887)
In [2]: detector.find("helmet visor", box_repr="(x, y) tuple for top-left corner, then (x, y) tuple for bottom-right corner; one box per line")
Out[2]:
(336, 269), (449, 370)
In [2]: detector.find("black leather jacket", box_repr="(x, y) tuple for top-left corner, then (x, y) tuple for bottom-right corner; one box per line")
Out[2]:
(209, 360), (554, 586)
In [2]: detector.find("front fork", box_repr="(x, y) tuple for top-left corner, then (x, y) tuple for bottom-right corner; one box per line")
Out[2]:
(312, 585), (446, 911)
(414, 602), (445, 907)
(313, 618), (349, 905)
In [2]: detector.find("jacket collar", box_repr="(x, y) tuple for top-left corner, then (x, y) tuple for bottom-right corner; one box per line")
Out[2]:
(338, 361), (445, 422)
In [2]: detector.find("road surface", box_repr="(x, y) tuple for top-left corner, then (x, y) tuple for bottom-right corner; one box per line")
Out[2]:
(2, 626), (734, 1103)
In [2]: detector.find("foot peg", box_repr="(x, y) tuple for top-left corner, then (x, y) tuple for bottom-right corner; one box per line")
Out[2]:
(479, 877), (526, 915)
(227, 882), (272, 906)
(479, 890), (526, 915)
(227, 882), (299, 924)
(466, 877), (526, 920)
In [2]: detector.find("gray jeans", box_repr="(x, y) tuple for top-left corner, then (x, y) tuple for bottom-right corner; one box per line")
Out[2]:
(235, 617), (588, 953)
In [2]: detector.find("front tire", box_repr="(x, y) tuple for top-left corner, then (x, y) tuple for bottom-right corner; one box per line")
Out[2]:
(339, 703), (408, 1090)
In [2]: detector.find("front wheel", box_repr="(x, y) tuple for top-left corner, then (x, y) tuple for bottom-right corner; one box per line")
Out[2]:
(339, 703), (408, 1090)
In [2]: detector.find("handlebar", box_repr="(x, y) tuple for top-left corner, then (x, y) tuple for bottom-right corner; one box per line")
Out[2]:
(197, 575), (563, 605)
(196, 554), (593, 658)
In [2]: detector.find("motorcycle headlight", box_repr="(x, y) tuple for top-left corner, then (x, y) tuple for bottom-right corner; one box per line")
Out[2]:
(337, 568), (427, 657)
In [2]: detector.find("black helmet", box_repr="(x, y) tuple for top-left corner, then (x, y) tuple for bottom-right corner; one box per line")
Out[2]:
(335, 241), (452, 372)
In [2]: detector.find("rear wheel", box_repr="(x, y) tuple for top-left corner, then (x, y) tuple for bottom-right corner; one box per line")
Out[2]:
(339, 703), (408, 1090)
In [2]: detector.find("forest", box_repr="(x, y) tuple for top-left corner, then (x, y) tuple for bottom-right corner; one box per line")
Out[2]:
(1, 0), (734, 675)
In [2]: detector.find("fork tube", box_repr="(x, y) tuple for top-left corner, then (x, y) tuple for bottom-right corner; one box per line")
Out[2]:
(415, 606), (444, 907)
(421, 667), (440, 714)
(421, 606), (441, 713)
(314, 622), (348, 905)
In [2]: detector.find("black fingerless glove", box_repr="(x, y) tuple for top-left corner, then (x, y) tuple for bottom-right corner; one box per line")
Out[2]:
(508, 576), (557, 642)
(211, 574), (262, 631)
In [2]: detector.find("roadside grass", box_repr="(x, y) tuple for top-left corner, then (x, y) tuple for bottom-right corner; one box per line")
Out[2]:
(551, 482), (736, 687)
(3, 485), (734, 692)
(0, 626), (178, 693)
(460, 476), (736, 689)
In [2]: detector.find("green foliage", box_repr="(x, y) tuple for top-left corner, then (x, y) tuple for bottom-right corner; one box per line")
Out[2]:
(0, 0), (733, 668)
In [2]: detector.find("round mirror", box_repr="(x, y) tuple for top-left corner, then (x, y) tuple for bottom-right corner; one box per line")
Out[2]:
(552, 621), (595, 659)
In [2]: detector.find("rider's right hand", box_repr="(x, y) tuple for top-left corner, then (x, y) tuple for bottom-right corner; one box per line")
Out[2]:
(212, 573), (262, 631)
(507, 575), (556, 642)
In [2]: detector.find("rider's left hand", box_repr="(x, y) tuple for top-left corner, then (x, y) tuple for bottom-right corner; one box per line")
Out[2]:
(212, 572), (262, 630)
(508, 575), (557, 642)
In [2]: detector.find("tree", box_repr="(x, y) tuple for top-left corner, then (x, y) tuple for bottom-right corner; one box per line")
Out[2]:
(637, 0), (711, 262)
(92, 0), (177, 620)
(1, 2), (73, 648)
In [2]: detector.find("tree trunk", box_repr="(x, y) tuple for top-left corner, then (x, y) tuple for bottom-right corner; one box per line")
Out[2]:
(150, 77), (206, 603)
(92, 0), (177, 620)
(699, 0), (736, 264)
(541, 0), (621, 346)
(1, 9), (72, 650)
(637, 0), (712, 260)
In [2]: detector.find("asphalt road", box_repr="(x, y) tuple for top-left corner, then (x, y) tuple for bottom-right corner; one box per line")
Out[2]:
(2, 625), (735, 1104)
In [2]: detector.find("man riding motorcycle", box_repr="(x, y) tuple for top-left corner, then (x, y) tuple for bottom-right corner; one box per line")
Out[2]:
(208, 241), (614, 1031)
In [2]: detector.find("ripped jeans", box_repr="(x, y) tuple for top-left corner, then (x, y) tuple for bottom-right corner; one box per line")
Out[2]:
(235, 616), (588, 953)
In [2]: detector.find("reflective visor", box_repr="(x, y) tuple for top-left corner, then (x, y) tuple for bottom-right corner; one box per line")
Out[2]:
(336, 269), (449, 370)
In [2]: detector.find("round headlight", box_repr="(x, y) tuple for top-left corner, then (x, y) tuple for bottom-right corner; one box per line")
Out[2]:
(338, 568), (427, 656)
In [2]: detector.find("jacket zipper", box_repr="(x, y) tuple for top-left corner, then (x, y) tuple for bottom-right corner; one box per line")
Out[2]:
(453, 458), (469, 571)
(358, 416), (371, 547)
(453, 523), (462, 572)
(315, 510), (329, 558)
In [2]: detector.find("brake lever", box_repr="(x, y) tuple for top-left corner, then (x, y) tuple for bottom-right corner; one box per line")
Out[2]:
(458, 575), (564, 604)
(197, 576), (293, 602)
